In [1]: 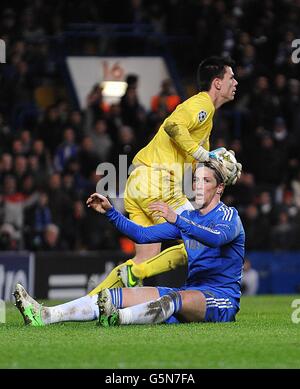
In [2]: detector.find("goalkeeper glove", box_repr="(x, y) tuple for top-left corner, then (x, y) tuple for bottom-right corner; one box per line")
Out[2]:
(208, 147), (227, 162)
(222, 150), (242, 185)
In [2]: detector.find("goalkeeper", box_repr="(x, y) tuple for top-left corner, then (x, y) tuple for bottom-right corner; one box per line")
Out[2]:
(14, 160), (244, 325)
(88, 56), (240, 294)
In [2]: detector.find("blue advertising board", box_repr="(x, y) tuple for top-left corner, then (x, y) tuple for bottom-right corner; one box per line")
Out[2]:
(247, 251), (300, 294)
(0, 252), (35, 301)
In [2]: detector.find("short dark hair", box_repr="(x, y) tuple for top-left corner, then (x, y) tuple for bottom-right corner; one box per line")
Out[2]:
(197, 56), (235, 91)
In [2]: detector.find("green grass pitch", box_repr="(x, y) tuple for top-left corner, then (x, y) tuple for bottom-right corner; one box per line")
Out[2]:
(1, 295), (299, 369)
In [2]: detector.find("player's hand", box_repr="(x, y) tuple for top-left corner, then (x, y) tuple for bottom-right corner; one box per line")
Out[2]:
(149, 201), (177, 224)
(86, 193), (112, 214)
(208, 147), (227, 162)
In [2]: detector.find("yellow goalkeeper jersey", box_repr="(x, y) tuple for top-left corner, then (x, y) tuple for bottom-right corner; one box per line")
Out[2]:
(132, 91), (215, 170)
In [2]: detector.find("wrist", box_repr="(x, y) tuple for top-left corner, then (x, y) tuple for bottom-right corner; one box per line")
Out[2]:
(105, 206), (115, 216)
(193, 146), (209, 162)
(169, 214), (178, 224)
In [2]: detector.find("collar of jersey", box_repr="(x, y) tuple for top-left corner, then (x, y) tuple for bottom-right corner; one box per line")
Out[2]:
(196, 201), (224, 218)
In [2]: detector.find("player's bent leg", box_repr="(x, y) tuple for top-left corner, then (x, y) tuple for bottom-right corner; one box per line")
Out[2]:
(117, 242), (162, 287)
(88, 242), (162, 293)
(97, 287), (181, 327)
(132, 242), (161, 264)
(130, 243), (187, 279)
(176, 290), (207, 322)
(91, 243), (188, 291)
(14, 283), (99, 325)
(158, 288), (238, 323)
(88, 262), (126, 296)
(196, 290), (238, 323)
(96, 286), (159, 327)
(119, 244), (187, 287)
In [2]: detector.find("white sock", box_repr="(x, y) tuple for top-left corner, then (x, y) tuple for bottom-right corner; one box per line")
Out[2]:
(42, 295), (99, 324)
(119, 295), (175, 325)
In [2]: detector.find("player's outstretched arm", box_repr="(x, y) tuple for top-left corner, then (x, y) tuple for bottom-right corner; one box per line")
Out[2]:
(86, 193), (113, 213)
(86, 194), (180, 243)
(174, 214), (241, 248)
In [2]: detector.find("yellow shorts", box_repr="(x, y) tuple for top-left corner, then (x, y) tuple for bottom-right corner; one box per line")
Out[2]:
(124, 165), (193, 226)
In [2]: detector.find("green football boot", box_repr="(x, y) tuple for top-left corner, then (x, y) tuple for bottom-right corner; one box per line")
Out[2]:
(13, 283), (44, 327)
(97, 288), (120, 327)
(118, 263), (143, 288)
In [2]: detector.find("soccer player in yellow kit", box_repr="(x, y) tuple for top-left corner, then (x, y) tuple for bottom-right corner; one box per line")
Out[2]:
(88, 56), (238, 295)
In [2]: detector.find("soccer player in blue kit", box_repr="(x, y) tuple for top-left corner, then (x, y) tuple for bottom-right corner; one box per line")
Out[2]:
(13, 160), (244, 327)
(90, 159), (245, 326)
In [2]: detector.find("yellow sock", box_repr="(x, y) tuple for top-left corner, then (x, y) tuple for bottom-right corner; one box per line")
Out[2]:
(131, 243), (187, 279)
(88, 244), (187, 295)
(88, 262), (129, 296)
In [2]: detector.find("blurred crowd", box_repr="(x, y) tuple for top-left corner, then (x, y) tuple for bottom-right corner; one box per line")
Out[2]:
(0, 0), (300, 252)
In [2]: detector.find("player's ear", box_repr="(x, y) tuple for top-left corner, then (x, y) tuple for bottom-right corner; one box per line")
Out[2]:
(216, 183), (224, 195)
(213, 78), (222, 90)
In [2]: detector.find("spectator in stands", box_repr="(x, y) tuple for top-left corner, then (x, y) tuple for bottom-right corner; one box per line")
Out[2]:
(12, 139), (26, 156)
(47, 173), (72, 228)
(53, 128), (78, 172)
(106, 103), (124, 144)
(112, 125), (138, 166)
(77, 136), (99, 179)
(88, 119), (112, 162)
(13, 155), (28, 190)
(67, 110), (84, 143)
(226, 172), (256, 209)
(151, 78), (180, 118)
(254, 132), (286, 188)
(257, 191), (275, 223)
(120, 74), (146, 132)
(248, 76), (276, 129)
(270, 211), (297, 251)
(0, 223), (20, 250)
(291, 169), (300, 209)
(241, 258), (259, 296)
(275, 190), (299, 221)
(63, 200), (90, 250)
(243, 204), (270, 250)
(85, 84), (108, 131)
(2, 174), (38, 234)
(32, 139), (51, 174)
(27, 154), (44, 187)
(19, 130), (32, 155)
(39, 223), (63, 251)
(0, 153), (13, 179)
(38, 105), (62, 155)
(24, 191), (52, 250)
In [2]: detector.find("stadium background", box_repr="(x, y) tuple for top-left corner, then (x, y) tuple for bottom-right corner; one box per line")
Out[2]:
(0, 0), (300, 300)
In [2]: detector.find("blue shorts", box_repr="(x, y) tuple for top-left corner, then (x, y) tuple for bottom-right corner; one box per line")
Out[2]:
(157, 286), (239, 324)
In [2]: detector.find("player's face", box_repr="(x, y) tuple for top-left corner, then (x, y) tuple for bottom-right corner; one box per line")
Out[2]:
(193, 167), (222, 208)
(219, 66), (238, 101)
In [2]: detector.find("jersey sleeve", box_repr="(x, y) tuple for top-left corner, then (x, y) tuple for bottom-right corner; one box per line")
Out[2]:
(202, 137), (210, 152)
(106, 207), (181, 243)
(163, 105), (209, 161)
(174, 210), (241, 248)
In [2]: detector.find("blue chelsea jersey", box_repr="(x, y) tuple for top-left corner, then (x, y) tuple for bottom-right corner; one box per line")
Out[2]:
(106, 202), (245, 302)
(177, 204), (245, 301)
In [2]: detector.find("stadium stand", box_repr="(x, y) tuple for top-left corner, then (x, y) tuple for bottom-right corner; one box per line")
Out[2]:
(0, 0), (300, 254)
